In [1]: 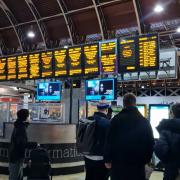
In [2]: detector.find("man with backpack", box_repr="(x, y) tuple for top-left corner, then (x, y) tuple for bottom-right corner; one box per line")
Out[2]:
(155, 103), (180, 180)
(79, 102), (110, 180)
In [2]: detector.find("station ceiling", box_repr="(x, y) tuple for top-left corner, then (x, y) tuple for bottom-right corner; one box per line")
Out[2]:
(0, 0), (180, 56)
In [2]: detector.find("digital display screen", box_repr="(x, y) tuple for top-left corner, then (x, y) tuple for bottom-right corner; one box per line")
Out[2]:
(139, 34), (159, 71)
(37, 82), (62, 101)
(84, 44), (99, 75)
(17, 55), (28, 79)
(85, 78), (116, 100)
(136, 105), (146, 117)
(54, 49), (68, 77)
(0, 58), (7, 80)
(7, 56), (17, 80)
(119, 37), (137, 72)
(99, 40), (117, 73)
(29, 53), (40, 79)
(68, 47), (82, 76)
(41, 51), (53, 78)
(149, 104), (169, 139)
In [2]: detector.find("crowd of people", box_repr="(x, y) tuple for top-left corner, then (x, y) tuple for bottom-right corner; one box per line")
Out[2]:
(8, 93), (180, 180)
(83, 93), (180, 180)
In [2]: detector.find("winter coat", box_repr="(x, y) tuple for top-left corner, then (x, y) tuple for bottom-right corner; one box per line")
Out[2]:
(9, 120), (28, 163)
(91, 112), (110, 156)
(155, 119), (180, 180)
(104, 106), (154, 180)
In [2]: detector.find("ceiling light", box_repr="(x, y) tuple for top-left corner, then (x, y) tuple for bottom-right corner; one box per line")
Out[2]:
(177, 27), (180, 33)
(154, 4), (164, 13)
(64, 45), (68, 49)
(27, 31), (35, 38)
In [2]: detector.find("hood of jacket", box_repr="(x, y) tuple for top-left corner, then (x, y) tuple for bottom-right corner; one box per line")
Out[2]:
(157, 119), (180, 134)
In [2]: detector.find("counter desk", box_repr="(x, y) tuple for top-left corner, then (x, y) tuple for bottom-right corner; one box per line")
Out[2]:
(0, 122), (84, 175)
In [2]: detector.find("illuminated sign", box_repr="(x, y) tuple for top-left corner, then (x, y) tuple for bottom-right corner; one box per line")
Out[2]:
(54, 49), (68, 77)
(83, 44), (99, 75)
(29, 53), (40, 79)
(41, 51), (53, 78)
(99, 40), (117, 73)
(17, 55), (28, 79)
(7, 56), (17, 80)
(68, 47), (82, 76)
(139, 34), (159, 71)
(0, 58), (6, 80)
(119, 37), (138, 72)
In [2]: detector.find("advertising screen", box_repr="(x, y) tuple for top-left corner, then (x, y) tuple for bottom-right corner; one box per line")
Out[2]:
(136, 105), (146, 117)
(37, 82), (62, 101)
(85, 79), (116, 100)
(149, 104), (169, 139)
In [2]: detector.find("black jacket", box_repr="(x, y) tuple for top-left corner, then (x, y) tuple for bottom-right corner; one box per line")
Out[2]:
(90, 112), (110, 156)
(104, 106), (154, 180)
(9, 120), (28, 163)
(154, 119), (180, 180)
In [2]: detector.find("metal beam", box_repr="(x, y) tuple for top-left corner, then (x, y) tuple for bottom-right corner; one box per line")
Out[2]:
(132, 0), (144, 34)
(24, 0), (47, 50)
(0, 0), (24, 53)
(92, 0), (108, 40)
(56, 0), (78, 45)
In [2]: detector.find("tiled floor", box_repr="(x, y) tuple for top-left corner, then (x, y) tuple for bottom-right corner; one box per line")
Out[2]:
(0, 171), (163, 180)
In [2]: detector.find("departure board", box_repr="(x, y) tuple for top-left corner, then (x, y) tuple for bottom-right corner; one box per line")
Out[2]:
(17, 55), (28, 79)
(99, 40), (117, 74)
(0, 58), (6, 80)
(68, 47), (82, 76)
(7, 56), (17, 80)
(139, 34), (159, 71)
(54, 49), (68, 77)
(119, 37), (138, 72)
(83, 43), (99, 75)
(41, 51), (53, 78)
(29, 53), (40, 79)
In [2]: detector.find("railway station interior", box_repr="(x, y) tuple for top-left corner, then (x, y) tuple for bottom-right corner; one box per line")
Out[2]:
(0, 0), (180, 179)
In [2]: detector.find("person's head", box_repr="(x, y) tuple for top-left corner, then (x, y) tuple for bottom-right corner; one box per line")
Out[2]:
(171, 103), (180, 118)
(17, 109), (30, 122)
(97, 103), (109, 115)
(123, 93), (136, 108)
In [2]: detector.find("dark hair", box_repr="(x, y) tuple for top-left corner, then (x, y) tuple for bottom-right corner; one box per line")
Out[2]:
(172, 103), (180, 118)
(17, 109), (29, 122)
(123, 93), (136, 107)
(101, 96), (106, 100)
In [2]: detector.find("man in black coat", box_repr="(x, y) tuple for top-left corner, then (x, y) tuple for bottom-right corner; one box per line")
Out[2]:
(154, 103), (180, 180)
(9, 109), (30, 180)
(104, 93), (154, 180)
(84, 102), (110, 180)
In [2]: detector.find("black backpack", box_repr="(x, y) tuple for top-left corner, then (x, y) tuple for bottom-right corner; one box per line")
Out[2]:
(76, 119), (97, 155)
(27, 147), (52, 180)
